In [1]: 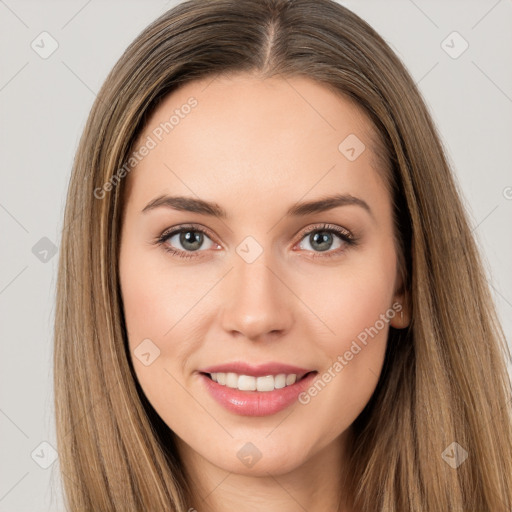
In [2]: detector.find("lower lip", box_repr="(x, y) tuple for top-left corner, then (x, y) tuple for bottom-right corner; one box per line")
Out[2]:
(200, 372), (317, 416)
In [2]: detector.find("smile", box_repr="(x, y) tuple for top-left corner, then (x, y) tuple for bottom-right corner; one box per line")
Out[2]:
(205, 371), (312, 392)
(198, 362), (318, 416)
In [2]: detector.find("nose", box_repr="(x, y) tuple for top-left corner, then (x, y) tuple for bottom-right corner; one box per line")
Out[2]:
(219, 254), (294, 342)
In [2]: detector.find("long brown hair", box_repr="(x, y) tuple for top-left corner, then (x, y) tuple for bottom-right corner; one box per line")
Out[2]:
(54, 0), (512, 510)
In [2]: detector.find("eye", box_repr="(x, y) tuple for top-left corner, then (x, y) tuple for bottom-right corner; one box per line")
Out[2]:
(155, 224), (219, 259)
(154, 223), (357, 260)
(295, 223), (357, 259)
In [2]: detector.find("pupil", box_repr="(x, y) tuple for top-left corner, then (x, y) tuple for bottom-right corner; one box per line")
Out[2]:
(180, 230), (203, 251)
(311, 231), (332, 252)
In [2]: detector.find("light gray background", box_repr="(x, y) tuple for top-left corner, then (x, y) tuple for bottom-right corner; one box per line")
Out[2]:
(0, 1), (511, 510)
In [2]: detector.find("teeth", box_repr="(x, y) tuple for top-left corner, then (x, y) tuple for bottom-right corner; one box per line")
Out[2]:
(226, 372), (238, 388)
(209, 372), (302, 392)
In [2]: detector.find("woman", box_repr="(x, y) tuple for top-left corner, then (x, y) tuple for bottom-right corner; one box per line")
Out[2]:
(54, 0), (512, 510)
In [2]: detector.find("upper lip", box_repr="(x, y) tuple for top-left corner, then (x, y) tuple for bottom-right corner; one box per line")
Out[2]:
(199, 361), (315, 380)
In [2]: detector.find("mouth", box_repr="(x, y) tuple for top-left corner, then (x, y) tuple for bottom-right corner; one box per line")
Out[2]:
(200, 370), (317, 392)
(199, 367), (319, 416)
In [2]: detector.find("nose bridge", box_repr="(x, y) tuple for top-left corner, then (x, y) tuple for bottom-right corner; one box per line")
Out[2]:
(219, 248), (293, 340)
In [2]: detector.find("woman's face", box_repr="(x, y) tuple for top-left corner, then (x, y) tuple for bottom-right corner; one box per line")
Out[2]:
(119, 73), (408, 477)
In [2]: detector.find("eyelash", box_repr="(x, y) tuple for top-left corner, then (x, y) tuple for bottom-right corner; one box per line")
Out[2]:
(153, 223), (358, 260)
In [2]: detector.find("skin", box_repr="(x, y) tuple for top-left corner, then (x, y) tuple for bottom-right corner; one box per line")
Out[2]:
(119, 73), (410, 512)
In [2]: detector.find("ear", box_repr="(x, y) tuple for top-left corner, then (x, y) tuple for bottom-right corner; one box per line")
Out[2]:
(390, 270), (411, 329)
(390, 294), (410, 329)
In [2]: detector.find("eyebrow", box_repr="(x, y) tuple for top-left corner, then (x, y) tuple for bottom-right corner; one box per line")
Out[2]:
(142, 193), (373, 219)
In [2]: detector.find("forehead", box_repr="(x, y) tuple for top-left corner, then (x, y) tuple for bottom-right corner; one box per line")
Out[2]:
(124, 73), (389, 214)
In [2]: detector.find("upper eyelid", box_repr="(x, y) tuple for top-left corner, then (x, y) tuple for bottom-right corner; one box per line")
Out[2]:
(160, 223), (215, 239)
(300, 224), (351, 237)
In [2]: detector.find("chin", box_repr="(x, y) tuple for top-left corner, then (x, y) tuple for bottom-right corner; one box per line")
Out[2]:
(207, 434), (313, 476)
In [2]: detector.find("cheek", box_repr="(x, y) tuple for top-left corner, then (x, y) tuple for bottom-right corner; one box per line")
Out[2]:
(120, 264), (174, 342)
(302, 237), (398, 356)
(293, 242), (397, 435)
(119, 241), (205, 426)
(120, 237), (200, 345)
(119, 235), (218, 393)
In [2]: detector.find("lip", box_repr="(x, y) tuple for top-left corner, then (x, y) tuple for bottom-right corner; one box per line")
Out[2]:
(199, 361), (313, 380)
(198, 362), (318, 417)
